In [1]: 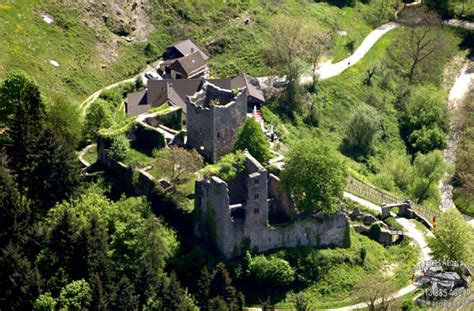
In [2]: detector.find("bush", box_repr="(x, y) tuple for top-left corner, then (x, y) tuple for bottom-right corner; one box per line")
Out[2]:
(235, 118), (271, 164)
(341, 104), (380, 159)
(202, 151), (246, 181)
(384, 217), (403, 231)
(144, 42), (159, 60)
(106, 135), (130, 162)
(247, 254), (295, 287)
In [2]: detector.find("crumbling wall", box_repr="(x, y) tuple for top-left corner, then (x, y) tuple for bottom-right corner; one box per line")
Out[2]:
(144, 108), (182, 130)
(194, 152), (350, 259)
(186, 82), (247, 163)
(268, 174), (295, 223)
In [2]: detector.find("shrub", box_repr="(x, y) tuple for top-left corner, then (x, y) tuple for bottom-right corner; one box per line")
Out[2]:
(248, 254), (295, 287)
(235, 118), (271, 164)
(106, 135), (130, 162)
(144, 42), (159, 60)
(202, 151), (246, 181)
(341, 104), (380, 159)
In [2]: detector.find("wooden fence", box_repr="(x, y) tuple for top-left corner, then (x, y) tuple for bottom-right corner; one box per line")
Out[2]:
(345, 176), (439, 221)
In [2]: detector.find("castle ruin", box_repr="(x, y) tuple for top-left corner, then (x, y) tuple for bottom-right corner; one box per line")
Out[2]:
(194, 151), (350, 259)
(185, 82), (247, 163)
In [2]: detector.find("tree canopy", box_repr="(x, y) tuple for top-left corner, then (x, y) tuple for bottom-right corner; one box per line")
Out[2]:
(282, 139), (346, 213)
(342, 104), (380, 159)
(429, 209), (474, 270)
(235, 118), (271, 164)
(410, 150), (446, 204)
(400, 85), (448, 155)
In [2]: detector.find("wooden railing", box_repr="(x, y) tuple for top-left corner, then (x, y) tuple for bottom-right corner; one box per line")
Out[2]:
(345, 176), (439, 221)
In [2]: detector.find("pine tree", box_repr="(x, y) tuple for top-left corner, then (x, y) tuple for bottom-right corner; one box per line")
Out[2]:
(0, 243), (39, 310)
(27, 127), (80, 214)
(1, 72), (46, 205)
(196, 266), (213, 309)
(0, 165), (30, 247)
(205, 263), (244, 311)
(109, 276), (138, 310)
(86, 213), (113, 311)
(160, 272), (194, 311)
(43, 209), (87, 294)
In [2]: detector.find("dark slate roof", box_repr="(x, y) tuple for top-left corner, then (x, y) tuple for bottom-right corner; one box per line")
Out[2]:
(147, 79), (207, 113)
(232, 73), (265, 103)
(169, 51), (208, 78)
(126, 74), (264, 117)
(126, 90), (149, 117)
(166, 39), (209, 61)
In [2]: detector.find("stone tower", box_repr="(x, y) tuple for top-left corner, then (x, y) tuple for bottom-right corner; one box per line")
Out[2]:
(186, 82), (247, 163)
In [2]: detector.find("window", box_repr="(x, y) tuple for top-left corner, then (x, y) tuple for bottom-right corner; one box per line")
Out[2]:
(217, 132), (220, 138)
(254, 179), (259, 185)
(254, 193), (259, 199)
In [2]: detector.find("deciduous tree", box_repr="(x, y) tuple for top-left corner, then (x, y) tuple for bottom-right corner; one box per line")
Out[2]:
(83, 99), (113, 143)
(282, 139), (346, 213)
(279, 59), (309, 118)
(354, 274), (397, 311)
(154, 146), (203, 193)
(400, 85), (448, 155)
(388, 8), (447, 83)
(235, 118), (271, 164)
(410, 151), (446, 204)
(342, 105), (380, 159)
(429, 209), (474, 269)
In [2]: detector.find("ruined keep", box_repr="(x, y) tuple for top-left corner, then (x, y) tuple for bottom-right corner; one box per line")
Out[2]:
(186, 82), (247, 163)
(194, 151), (350, 259)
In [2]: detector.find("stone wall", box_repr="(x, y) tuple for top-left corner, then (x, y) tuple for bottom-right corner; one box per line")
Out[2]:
(186, 82), (247, 163)
(97, 136), (156, 197)
(194, 152), (350, 258)
(268, 173), (295, 223)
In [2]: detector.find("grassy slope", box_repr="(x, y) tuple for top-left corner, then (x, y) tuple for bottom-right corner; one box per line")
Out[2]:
(243, 230), (419, 309)
(264, 26), (462, 210)
(155, 0), (374, 77)
(0, 0), (377, 106)
(0, 0), (149, 105)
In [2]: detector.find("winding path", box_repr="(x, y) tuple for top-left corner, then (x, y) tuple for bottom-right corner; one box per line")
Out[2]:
(306, 22), (400, 81)
(331, 192), (433, 311)
(79, 60), (161, 116)
(78, 143), (96, 167)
